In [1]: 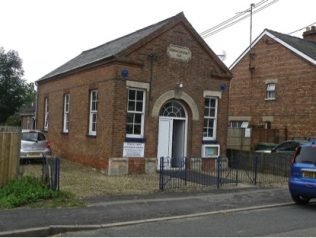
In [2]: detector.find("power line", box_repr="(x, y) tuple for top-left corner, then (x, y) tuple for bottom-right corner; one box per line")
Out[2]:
(201, 0), (278, 38)
(200, 0), (279, 39)
(288, 21), (316, 35)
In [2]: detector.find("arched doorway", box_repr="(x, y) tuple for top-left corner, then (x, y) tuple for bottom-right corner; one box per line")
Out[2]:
(157, 100), (187, 170)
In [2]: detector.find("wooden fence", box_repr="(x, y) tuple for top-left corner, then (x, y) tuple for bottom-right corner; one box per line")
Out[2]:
(0, 127), (21, 187)
(227, 128), (251, 151)
(227, 127), (288, 151)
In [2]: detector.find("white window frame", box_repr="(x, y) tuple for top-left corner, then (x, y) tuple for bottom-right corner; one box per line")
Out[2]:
(229, 121), (249, 128)
(126, 88), (146, 138)
(63, 94), (70, 133)
(44, 97), (49, 131)
(203, 97), (218, 140)
(202, 144), (220, 158)
(266, 83), (276, 100)
(88, 90), (98, 136)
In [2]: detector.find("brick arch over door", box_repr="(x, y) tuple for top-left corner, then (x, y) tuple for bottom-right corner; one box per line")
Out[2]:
(151, 90), (199, 120)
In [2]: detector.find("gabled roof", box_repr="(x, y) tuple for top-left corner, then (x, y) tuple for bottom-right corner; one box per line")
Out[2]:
(19, 103), (35, 116)
(230, 29), (316, 69)
(39, 12), (231, 82)
(39, 15), (172, 81)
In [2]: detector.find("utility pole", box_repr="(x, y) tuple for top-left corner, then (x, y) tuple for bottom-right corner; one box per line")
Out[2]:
(249, 3), (255, 50)
(249, 3), (255, 71)
(249, 3), (255, 132)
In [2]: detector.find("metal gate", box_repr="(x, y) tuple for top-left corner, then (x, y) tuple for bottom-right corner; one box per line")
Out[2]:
(159, 156), (238, 191)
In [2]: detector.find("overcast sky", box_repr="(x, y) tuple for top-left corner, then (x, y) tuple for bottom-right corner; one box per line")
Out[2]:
(1, 0), (315, 83)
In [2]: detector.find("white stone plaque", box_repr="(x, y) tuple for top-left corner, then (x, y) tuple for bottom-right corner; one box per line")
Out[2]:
(167, 44), (192, 62)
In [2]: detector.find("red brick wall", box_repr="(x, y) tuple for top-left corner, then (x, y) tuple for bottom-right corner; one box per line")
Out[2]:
(37, 22), (231, 171)
(230, 35), (316, 138)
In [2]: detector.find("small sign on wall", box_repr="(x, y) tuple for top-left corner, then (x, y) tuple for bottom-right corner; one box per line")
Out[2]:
(167, 44), (192, 62)
(245, 128), (251, 138)
(201, 144), (220, 158)
(123, 142), (145, 157)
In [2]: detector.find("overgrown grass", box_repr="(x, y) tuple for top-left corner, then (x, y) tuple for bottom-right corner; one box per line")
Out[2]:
(0, 176), (84, 209)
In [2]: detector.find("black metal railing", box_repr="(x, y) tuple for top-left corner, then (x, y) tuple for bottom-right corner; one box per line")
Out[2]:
(159, 154), (289, 191)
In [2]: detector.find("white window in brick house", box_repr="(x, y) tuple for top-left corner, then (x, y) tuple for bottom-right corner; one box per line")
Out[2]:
(266, 83), (276, 100)
(203, 97), (218, 140)
(230, 121), (249, 128)
(44, 97), (49, 131)
(88, 90), (98, 136)
(126, 89), (145, 138)
(63, 94), (70, 133)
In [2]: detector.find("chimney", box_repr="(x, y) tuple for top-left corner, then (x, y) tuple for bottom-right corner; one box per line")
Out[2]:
(303, 25), (316, 42)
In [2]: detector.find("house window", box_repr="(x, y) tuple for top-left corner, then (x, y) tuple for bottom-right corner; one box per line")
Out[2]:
(88, 90), (98, 136)
(63, 94), (70, 133)
(266, 83), (276, 100)
(203, 97), (218, 140)
(126, 89), (145, 138)
(44, 97), (49, 131)
(230, 121), (249, 128)
(264, 121), (272, 129)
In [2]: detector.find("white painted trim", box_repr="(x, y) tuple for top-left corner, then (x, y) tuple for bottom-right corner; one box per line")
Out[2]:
(264, 78), (278, 84)
(230, 30), (316, 69)
(152, 90), (199, 120)
(126, 81), (150, 91)
(203, 90), (222, 99)
(126, 88), (146, 138)
(229, 116), (251, 121)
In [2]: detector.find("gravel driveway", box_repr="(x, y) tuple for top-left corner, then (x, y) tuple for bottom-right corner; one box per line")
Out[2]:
(20, 158), (159, 198)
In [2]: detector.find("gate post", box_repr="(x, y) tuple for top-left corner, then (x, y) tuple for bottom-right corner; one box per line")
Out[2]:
(254, 155), (258, 185)
(50, 157), (60, 191)
(217, 156), (221, 189)
(184, 157), (188, 186)
(159, 156), (164, 191)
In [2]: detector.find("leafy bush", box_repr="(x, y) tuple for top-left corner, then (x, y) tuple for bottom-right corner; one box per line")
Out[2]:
(0, 176), (78, 208)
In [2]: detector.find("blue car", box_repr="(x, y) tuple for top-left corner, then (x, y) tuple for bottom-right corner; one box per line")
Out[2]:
(288, 141), (316, 204)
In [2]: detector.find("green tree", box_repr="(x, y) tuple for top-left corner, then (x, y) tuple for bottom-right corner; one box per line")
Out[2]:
(0, 47), (36, 124)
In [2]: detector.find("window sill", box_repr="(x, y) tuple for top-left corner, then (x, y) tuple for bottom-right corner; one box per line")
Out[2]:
(125, 137), (146, 143)
(265, 98), (276, 101)
(202, 140), (218, 144)
(86, 134), (96, 139)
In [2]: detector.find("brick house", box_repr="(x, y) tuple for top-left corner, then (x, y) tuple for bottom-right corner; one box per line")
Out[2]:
(229, 27), (316, 139)
(36, 13), (232, 174)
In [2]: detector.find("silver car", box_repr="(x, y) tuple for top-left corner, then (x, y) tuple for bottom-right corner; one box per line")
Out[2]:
(20, 130), (52, 159)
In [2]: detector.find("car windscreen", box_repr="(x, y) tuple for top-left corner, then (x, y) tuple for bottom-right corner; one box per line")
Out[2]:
(295, 146), (316, 163)
(22, 132), (40, 142)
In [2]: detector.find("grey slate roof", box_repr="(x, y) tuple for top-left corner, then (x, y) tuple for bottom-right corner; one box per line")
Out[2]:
(267, 29), (316, 62)
(19, 103), (35, 115)
(230, 28), (316, 69)
(39, 14), (174, 81)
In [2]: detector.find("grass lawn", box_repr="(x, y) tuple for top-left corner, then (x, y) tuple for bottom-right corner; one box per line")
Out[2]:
(20, 159), (160, 198)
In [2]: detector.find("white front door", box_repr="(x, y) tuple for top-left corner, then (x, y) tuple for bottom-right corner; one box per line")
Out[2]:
(157, 117), (186, 170)
(157, 117), (173, 170)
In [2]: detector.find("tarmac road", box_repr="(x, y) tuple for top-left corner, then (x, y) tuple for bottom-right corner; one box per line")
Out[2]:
(61, 202), (316, 237)
(0, 187), (293, 237)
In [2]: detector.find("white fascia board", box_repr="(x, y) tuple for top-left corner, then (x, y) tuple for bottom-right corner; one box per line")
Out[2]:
(230, 30), (316, 70)
(265, 31), (316, 66)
